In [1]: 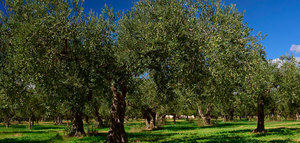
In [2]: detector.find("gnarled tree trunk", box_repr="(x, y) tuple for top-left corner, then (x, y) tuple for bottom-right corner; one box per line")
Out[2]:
(93, 106), (103, 128)
(69, 107), (85, 137)
(5, 119), (10, 129)
(223, 115), (227, 122)
(106, 83), (128, 143)
(253, 95), (266, 133)
(198, 106), (211, 125)
(67, 119), (69, 127)
(85, 115), (89, 124)
(229, 109), (234, 121)
(28, 116), (32, 129)
(173, 114), (177, 124)
(143, 108), (156, 130)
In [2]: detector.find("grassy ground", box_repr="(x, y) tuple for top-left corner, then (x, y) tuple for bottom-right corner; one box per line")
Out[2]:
(0, 120), (299, 143)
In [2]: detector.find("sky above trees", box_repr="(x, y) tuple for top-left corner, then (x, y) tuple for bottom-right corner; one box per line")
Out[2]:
(1, 0), (299, 60)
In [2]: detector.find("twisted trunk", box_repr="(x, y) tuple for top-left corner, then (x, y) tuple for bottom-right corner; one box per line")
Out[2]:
(93, 105), (103, 128)
(173, 114), (176, 124)
(17, 118), (22, 124)
(229, 109), (234, 121)
(5, 119), (10, 129)
(270, 108), (276, 121)
(144, 108), (156, 130)
(69, 107), (85, 136)
(223, 115), (227, 122)
(253, 95), (266, 133)
(58, 116), (63, 125)
(28, 116), (32, 129)
(198, 106), (211, 125)
(106, 83), (127, 143)
(85, 115), (89, 124)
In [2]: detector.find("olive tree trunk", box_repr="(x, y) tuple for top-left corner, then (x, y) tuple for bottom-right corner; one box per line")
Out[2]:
(5, 119), (10, 129)
(253, 96), (266, 133)
(93, 106), (103, 128)
(28, 116), (32, 129)
(69, 107), (85, 137)
(106, 83), (127, 143)
(198, 107), (211, 125)
(144, 108), (156, 130)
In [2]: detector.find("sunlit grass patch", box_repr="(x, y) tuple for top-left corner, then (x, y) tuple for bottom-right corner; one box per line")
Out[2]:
(0, 120), (299, 143)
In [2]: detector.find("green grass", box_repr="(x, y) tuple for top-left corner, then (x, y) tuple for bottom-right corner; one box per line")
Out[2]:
(0, 120), (299, 143)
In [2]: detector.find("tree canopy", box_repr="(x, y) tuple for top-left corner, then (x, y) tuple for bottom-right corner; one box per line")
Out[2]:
(0, 0), (299, 142)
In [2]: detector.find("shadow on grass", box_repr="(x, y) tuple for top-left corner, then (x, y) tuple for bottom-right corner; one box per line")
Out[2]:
(160, 134), (261, 143)
(125, 122), (144, 127)
(128, 132), (177, 142)
(0, 125), (27, 129)
(31, 125), (65, 130)
(77, 133), (107, 142)
(0, 133), (63, 143)
(0, 131), (54, 134)
(269, 139), (293, 143)
(57, 127), (300, 143)
(0, 125), (64, 130)
(77, 132), (177, 142)
(160, 134), (293, 143)
(220, 127), (298, 136)
(161, 122), (249, 131)
(254, 127), (298, 137)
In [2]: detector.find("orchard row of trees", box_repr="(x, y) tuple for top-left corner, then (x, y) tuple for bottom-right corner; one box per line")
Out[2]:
(0, 0), (299, 142)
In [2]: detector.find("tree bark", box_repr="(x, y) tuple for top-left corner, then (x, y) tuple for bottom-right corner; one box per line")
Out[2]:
(69, 107), (85, 137)
(173, 114), (176, 124)
(28, 117), (32, 129)
(151, 112), (156, 128)
(17, 118), (22, 124)
(143, 108), (156, 130)
(253, 95), (266, 133)
(31, 116), (35, 126)
(54, 117), (57, 125)
(145, 114), (156, 129)
(198, 107), (211, 125)
(93, 106), (103, 128)
(206, 107), (211, 125)
(229, 109), (234, 121)
(85, 115), (89, 124)
(96, 115), (103, 128)
(67, 119), (69, 127)
(223, 115), (227, 122)
(145, 116), (151, 129)
(270, 108), (276, 121)
(158, 114), (166, 125)
(5, 120), (10, 129)
(57, 116), (63, 125)
(106, 83), (128, 143)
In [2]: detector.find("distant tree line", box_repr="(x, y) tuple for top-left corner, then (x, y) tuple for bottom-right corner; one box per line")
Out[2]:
(0, 0), (299, 142)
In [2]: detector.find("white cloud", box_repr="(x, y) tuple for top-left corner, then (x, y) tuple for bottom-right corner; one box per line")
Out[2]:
(290, 45), (300, 53)
(272, 58), (281, 63)
(271, 57), (300, 68)
(271, 58), (283, 67)
(272, 57), (300, 62)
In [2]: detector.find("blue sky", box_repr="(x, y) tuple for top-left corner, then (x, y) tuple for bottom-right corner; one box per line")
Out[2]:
(82, 0), (300, 60)
(1, 0), (300, 60)
(225, 0), (300, 60)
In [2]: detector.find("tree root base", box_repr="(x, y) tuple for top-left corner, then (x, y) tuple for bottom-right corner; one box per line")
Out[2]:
(68, 131), (86, 137)
(252, 128), (267, 133)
